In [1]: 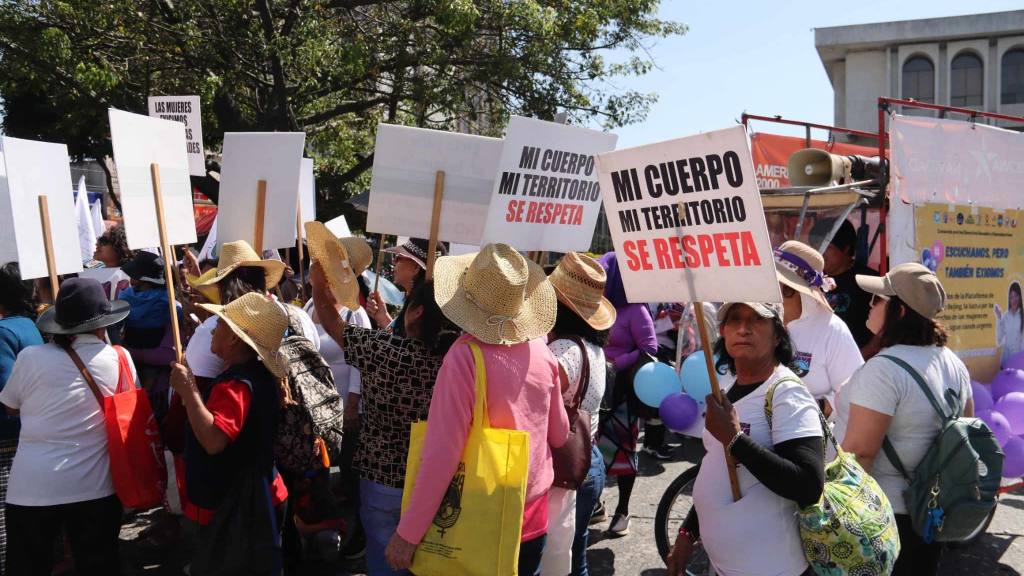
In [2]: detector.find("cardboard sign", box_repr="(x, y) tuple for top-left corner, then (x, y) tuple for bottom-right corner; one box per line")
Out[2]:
(0, 137), (83, 279)
(324, 215), (351, 238)
(596, 126), (779, 304)
(217, 132), (306, 250)
(298, 158), (316, 239)
(480, 116), (617, 251)
(367, 124), (502, 245)
(148, 96), (205, 176)
(109, 108), (196, 250)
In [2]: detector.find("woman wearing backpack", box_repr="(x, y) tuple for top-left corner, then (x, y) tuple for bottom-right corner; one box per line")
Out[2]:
(837, 263), (974, 576)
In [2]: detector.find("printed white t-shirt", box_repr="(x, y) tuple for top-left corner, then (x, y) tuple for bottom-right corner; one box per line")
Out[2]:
(834, 344), (971, 514)
(786, 293), (864, 404)
(692, 365), (820, 576)
(0, 335), (138, 506)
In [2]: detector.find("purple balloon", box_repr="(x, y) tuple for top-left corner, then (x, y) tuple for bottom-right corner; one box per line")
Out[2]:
(978, 409), (1013, 447)
(995, 392), (1024, 436)
(991, 369), (1024, 401)
(660, 393), (700, 431)
(972, 381), (994, 413)
(1006, 351), (1024, 373)
(1002, 436), (1024, 478)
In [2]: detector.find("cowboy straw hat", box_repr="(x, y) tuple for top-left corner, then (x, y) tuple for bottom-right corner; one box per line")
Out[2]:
(36, 278), (131, 335)
(548, 252), (616, 331)
(434, 243), (557, 345)
(774, 241), (833, 312)
(304, 221), (360, 311)
(198, 292), (289, 378)
(195, 240), (286, 289)
(186, 268), (221, 304)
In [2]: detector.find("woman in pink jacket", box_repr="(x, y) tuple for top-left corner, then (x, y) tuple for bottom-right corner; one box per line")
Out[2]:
(385, 243), (570, 576)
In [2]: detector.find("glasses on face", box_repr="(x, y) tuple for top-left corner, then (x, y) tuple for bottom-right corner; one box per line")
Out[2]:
(870, 294), (889, 308)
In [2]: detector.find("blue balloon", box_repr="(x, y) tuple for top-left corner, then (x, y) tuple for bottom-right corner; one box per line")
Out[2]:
(660, 393), (700, 431)
(634, 362), (680, 408)
(680, 351), (714, 405)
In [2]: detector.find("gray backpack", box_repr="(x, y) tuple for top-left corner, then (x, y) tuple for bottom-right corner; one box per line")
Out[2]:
(879, 355), (1003, 543)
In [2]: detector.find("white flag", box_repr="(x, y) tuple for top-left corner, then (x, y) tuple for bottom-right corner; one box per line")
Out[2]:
(74, 176), (96, 263)
(91, 199), (105, 236)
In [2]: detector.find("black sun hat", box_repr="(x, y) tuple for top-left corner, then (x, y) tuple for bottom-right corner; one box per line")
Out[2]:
(36, 278), (131, 335)
(121, 251), (165, 285)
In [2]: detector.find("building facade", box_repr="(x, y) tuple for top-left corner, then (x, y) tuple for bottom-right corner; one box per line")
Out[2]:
(816, 10), (1024, 139)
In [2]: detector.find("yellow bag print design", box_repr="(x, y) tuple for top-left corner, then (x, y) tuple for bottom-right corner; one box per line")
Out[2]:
(402, 342), (530, 576)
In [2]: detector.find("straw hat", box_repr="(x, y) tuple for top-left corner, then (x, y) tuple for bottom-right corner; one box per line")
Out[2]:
(434, 243), (556, 345)
(195, 240), (286, 289)
(304, 221), (360, 311)
(548, 252), (616, 330)
(774, 241), (833, 312)
(198, 292), (288, 378)
(186, 268), (221, 304)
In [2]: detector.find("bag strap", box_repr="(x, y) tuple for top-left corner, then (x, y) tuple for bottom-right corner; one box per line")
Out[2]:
(565, 337), (591, 413)
(60, 342), (105, 410)
(468, 341), (489, 429)
(764, 375), (838, 456)
(113, 345), (134, 394)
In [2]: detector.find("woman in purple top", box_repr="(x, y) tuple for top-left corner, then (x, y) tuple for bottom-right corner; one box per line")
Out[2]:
(597, 252), (657, 538)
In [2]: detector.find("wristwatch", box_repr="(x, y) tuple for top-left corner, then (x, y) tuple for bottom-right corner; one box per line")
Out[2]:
(726, 430), (744, 454)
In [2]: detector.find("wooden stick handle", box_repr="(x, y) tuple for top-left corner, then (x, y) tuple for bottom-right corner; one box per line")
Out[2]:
(151, 163), (184, 363)
(373, 233), (385, 293)
(693, 301), (741, 502)
(37, 196), (59, 300)
(426, 171), (444, 280)
(254, 179), (267, 255)
(296, 195), (306, 304)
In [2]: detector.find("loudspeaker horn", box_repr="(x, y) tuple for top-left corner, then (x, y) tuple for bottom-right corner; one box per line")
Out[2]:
(787, 149), (852, 187)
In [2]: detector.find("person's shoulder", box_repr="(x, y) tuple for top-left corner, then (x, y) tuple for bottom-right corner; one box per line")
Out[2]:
(770, 367), (814, 397)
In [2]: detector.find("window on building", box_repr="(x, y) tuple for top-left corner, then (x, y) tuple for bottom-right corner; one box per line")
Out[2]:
(951, 53), (983, 108)
(902, 56), (935, 103)
(1003, 48), (1024, 105)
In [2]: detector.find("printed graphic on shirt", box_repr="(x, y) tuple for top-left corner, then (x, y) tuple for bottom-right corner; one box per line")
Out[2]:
(434, 462), (465, 538)
(792, 351), (812, 377)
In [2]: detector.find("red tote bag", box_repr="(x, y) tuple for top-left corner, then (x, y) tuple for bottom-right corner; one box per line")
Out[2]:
(65, 345), (167, 509)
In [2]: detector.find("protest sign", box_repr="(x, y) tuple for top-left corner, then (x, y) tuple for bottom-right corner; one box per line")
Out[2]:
(480, 116), (617, 251)
(148, 95), (205, 176)
(367, 124), (502, 245)
(217, 132), (306, 251)
(915, 203), (1024, 381)
(0, 136), (82, 280)
(109, 109), (196, 250)
(325, 215), (351, 238)
(299, 158), (316, 239)
(597, 126), (779, 304)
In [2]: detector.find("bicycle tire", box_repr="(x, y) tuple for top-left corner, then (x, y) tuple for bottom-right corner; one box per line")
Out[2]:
(655, 464), (709, 574)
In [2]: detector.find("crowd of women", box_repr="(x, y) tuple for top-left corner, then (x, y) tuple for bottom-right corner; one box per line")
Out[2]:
(0, 214), (979, 576)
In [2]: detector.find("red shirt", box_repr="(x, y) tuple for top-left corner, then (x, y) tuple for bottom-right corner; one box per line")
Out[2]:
(181, 380), (288, 525)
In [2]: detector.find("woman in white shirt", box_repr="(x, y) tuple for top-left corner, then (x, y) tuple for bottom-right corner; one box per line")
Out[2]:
(775, 241), (863, 414)
(996, 281), (1024, 366)
(837, 263), (974, 576)
(0, 278), (137, 575)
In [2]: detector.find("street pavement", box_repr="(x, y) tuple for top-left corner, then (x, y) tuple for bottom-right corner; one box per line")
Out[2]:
(118, 434), (1024, 575)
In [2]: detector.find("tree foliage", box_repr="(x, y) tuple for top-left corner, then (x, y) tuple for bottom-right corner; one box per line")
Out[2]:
(0, 0), (683, 221)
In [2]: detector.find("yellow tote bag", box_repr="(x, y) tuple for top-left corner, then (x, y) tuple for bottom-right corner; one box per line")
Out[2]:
(402, 342), (530, 576)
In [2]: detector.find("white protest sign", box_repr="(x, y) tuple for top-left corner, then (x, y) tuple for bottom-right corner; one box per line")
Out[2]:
(217, 132), (305, 251)
(0, 137), (83, 279)
(596, 126), (780, 304)
(367, 124), (502, 245)
(324, 215), (351, 238)
(148, 95), (205, 176)
(109, 108), (196, 250)
(298, 158), (316, 239)
(480, 116), (617, 251)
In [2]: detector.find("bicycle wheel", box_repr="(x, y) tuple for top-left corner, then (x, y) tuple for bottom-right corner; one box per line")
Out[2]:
(654, 464), (712, 575)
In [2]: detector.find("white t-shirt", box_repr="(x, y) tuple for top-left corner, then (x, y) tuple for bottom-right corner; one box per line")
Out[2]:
(787, 293), (864, 404)
(0, 335), (139, 505)
(692, 365), (820, 576)
(547, 338), (607, 437)
(304, 300), (371, 398)
(834, 344), (972, 514)
(186, 301), (318, 379)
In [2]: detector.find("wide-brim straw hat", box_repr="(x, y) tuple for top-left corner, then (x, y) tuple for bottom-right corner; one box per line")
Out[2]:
(434, 243), (556, 345)
(548, 252), (616, 330)
(36, 277), (131, 335)
(195, 240), (286, 289)
(304, 221), (360, 311)
(774, 240), (832, 312)
(186, 268), (222, 304)
(198, 292), (288, 378)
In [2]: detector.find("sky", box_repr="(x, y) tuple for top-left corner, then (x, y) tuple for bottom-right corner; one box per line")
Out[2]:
(608, 0), (1024, 148)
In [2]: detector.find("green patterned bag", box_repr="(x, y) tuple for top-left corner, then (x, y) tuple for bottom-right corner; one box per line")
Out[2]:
(766, 378), (900, 576)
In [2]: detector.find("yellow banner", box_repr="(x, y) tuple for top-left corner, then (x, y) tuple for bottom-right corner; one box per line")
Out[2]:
(915, 204), (1024, 382)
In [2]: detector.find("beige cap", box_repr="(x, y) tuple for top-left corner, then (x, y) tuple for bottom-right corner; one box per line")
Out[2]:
(856, 263), (945, 319)
(716, 302), (784, 323)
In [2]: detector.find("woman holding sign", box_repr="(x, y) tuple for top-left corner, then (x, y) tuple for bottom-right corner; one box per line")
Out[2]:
(366, 238), (446, 335)
(666, 302), (824, 576)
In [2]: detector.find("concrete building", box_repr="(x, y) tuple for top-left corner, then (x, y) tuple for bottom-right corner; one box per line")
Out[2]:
(816, 10), (1024, 138)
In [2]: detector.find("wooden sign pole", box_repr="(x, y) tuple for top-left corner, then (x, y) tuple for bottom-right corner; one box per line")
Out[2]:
(36, 196), (60, 300)
(692, 302), (741, 501)
(296, 196), (307, 304)
(150, 163), (184, 363)
(373, 233), (385, 293)
(425, 171), (445, 280)
(254, 179), (267, 255)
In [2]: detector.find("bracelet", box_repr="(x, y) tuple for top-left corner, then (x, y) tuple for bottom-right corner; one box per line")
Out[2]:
(726, 430), (744, 454)
(677, 526), (695, 543)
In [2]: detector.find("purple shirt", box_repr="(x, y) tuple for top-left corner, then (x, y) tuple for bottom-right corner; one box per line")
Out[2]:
(604, 304), (657, 371)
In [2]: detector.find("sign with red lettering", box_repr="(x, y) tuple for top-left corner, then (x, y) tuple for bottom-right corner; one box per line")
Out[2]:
(596, 126), (780, 304)
(480, 116), (617, 251)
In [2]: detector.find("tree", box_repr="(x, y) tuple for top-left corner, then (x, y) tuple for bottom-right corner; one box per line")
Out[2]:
(0, 0), (684, 223)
